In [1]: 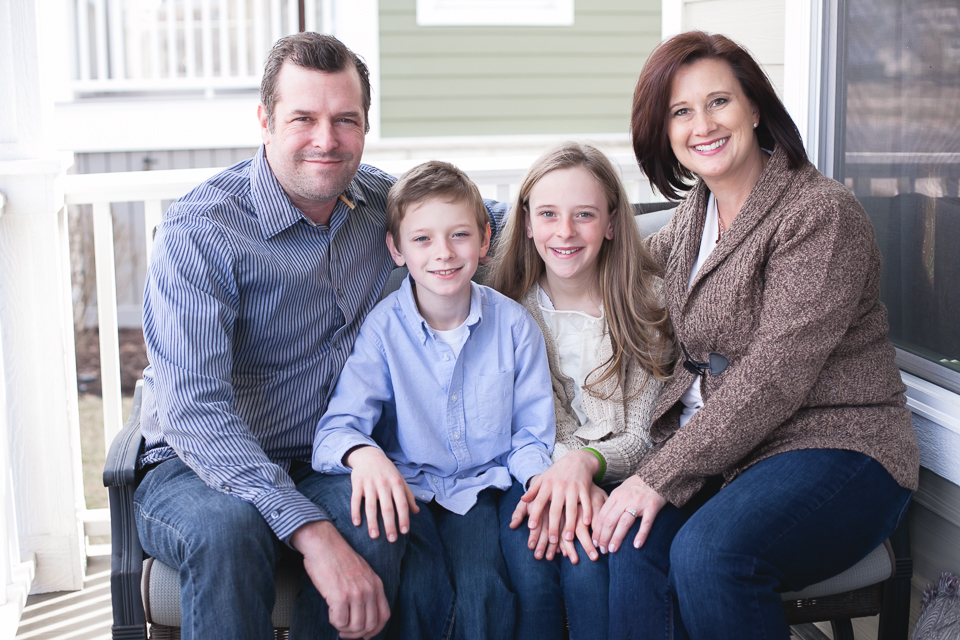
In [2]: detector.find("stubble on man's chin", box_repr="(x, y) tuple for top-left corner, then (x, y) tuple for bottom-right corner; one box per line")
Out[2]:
(288, 154), (359, 205)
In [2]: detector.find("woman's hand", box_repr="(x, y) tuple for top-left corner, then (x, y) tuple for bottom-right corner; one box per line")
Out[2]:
(345, 445), (419, 542)
(594, 475), (666, 553)
(517, 450), (601, 545)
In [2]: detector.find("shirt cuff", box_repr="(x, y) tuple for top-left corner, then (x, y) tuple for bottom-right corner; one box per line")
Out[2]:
(313, 432), (381, 475)
(509, 447), (553, 489)
(253, 485), (330, 544)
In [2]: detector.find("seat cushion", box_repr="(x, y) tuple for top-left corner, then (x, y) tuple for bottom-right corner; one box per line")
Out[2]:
(781, 540), (895, 600)
(142, 558), (300, 628)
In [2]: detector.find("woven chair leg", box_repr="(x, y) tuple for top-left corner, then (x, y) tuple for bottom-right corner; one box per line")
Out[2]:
(148, 624), (181, 640)
(830, 619), (855, 640)
(275, 629), (289, 640)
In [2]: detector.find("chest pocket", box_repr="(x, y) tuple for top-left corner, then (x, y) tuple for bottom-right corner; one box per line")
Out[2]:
(473, 372), (514, 434)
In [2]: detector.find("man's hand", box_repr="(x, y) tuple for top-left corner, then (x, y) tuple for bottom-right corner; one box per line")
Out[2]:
(290, 520), (390, 639)
(345, 445), (419, 542)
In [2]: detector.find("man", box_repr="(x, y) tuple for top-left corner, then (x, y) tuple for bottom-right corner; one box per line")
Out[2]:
(134, 33), (491, 640)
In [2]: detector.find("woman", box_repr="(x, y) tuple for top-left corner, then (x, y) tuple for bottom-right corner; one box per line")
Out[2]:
(593, 31), (919, 639)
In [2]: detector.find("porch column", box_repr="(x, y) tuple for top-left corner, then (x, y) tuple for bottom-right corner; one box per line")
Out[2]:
(0, 0), (86, 605)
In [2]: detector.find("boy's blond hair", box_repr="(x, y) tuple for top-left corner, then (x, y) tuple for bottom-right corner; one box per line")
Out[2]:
(386, 161), (488, 247)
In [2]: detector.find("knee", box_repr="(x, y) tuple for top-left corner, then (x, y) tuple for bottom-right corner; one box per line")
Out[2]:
(669, 525), (728, 594)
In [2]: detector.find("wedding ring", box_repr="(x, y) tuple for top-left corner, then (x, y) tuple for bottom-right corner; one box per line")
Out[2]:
(626, 509), (638, 518)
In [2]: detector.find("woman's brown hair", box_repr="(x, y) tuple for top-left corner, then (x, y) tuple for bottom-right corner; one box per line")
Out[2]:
(632, 31), (807, 200)
(487, 142), (675, 385)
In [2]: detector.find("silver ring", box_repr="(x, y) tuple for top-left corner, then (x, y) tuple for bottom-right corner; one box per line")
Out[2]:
(626, 509), (638, 518)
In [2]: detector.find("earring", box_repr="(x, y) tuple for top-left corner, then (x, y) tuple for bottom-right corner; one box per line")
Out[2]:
(753, 122), (758, 128)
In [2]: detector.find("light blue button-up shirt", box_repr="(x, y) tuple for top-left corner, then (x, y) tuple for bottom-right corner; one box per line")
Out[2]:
(313, 276), (555, 515)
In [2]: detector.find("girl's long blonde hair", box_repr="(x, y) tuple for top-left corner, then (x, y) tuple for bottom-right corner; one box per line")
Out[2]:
(487, 142), (675, 386)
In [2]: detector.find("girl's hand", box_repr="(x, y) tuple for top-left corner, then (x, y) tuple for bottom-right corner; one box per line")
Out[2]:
(522, 450), (601, 545)
(345, 445), (419, 542)
(558, 488), (606, 564)
(594, 475), (666, 553)
(527, 507), (560, 561)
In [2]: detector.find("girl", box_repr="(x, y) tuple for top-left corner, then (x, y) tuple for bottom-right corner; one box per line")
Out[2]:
(487, 142), (675, 639)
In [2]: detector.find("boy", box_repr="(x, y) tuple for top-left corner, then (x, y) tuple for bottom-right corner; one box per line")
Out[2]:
(313, 161), (556, 639)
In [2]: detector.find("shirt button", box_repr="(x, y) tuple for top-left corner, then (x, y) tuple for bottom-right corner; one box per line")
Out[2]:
(222, 485), (231, 493)
(443, 355), (449, 361)
(451, 395), (457, 402)
(453, 433), (460, 440)
(270, 510), (281, 520)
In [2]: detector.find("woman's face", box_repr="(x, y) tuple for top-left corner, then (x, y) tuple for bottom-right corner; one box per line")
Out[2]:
(666, 58), (760, 186)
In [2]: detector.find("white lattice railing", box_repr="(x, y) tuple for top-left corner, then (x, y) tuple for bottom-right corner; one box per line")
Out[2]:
(72, 0), (331, 95)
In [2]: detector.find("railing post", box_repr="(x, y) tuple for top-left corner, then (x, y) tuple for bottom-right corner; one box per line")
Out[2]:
(0, 0), (86, 603)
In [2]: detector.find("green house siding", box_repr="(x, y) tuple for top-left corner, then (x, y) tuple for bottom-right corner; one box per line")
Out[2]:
(379, 1), (661, 137)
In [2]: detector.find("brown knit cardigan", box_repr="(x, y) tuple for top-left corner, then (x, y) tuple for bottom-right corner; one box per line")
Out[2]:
(639, 145), (920, 507)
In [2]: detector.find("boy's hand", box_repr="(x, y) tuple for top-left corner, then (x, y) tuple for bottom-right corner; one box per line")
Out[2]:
(345, 446), (419, 542)
(522, 450), (600, 545)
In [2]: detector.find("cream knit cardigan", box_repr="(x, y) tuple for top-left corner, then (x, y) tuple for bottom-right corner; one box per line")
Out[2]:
(521, 286), (664, 484)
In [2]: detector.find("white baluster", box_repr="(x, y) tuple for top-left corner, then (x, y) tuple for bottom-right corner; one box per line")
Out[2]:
(149, 0), (161, 78)
(270, 0), (281, 45)
(166, 0), (178, 77)
(303, 0), (317, 32)
(201, 0), (214, 95)
(286, 0), (297, 35)
(185, 0), (196, 78)
(218, 0), (230, 77)
(92, 202), (123, 455)
(76, 0), (91, 81)
(108, 0), (125, 79)
(144, 198), (163, 262)
(321, 0), (332, 34)
(253, 0), (266, 66)
(236, 0), (248, 77)
(93, 0), (108, 79)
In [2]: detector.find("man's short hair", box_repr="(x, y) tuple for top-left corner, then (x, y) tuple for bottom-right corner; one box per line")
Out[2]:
(261, 32), (371, 133)
(386, 161), (488, 247)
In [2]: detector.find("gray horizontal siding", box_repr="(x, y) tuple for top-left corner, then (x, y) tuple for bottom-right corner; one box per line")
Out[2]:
(379, 0), (661, 137)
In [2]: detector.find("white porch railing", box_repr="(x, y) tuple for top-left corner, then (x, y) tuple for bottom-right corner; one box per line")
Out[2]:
(72, 0), (331, 96)
(61, 155), (650, 470)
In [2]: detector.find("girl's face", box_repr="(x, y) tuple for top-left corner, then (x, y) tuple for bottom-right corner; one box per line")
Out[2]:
(525, 165), (615, 286)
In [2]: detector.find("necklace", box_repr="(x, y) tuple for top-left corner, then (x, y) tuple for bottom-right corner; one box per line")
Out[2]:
(716, 211), (726, 243)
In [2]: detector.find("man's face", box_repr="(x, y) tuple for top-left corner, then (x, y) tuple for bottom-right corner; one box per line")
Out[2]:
(259, 62), (366, 214)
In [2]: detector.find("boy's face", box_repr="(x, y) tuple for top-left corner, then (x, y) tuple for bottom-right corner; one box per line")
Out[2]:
(386, 197), (490, 313)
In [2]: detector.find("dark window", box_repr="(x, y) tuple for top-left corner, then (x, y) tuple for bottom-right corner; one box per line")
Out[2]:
(836, 0), (960, 392)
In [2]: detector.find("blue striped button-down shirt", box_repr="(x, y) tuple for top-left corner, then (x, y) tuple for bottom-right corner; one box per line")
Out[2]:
(313, 276), (556, 515)
(140, 147), (407, 541)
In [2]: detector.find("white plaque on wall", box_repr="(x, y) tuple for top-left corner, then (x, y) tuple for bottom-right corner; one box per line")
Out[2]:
(416, 0), (575, 27)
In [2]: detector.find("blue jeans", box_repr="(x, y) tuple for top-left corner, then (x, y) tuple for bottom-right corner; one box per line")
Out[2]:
(499, 480), (609, 640)
(608, 449), (913, 640)
(134, 458), (405, 640)
(387, 487), (515, 640)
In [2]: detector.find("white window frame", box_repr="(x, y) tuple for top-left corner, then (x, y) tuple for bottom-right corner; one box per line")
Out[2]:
(416, 0), (574, 27)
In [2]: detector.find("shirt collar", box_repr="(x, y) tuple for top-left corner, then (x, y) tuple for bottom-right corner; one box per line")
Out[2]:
(397, 274), (483, 345)
(250, 146), (370, 239)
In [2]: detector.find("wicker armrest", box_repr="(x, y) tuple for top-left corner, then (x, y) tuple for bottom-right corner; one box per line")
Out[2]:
(103, 381), (148, 640)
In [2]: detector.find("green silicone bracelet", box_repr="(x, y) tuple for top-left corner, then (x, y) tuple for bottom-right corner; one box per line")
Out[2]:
(582, 447), (606, 484)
